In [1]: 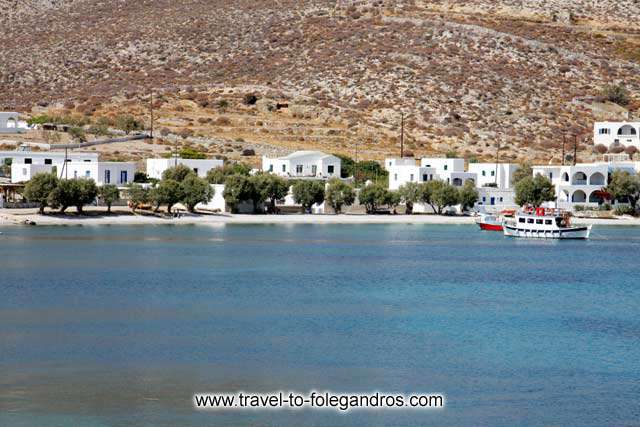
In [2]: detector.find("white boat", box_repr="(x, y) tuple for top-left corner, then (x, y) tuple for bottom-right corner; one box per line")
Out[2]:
(503, 207), (592, 240)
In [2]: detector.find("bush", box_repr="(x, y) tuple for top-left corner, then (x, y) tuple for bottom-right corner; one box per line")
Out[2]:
(243, 94), (258, 105)
(602, 84), (630, 106)
(573, 204), (586, 212)
(179, 147), (207, 159)
(358, 183), (388, 214)
(614, 205), (636, 216)
(114, 115), (143, 134)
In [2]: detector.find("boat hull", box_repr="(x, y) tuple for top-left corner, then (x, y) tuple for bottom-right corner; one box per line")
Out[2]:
(478, 222), (503, 231)
(503, 224), (591, 240)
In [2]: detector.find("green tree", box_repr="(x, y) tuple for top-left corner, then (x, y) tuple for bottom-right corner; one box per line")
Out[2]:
(206, 163), (251, 184)
(430, 182), (459, 214)
(511, 163), (533, 186)
(115, 115), (143, 134)
(458, 180), (479, 212)
(385, 190), (402, 213)
(151, 179), (183, 213)
(133, 171), (149, 183)
(68, 126), (87, 143)
(607, 170), (640, 211)
(398, 182), (421, 214)
(98, 184), (120, 213)
(223, 174), (256, 213)
(254, 173), (289, 213)
(325, 179), (355, 214)
(515, 174), (556, 207)
(126, 183), (150, 212)
(181, 174), (213, 212)
(162, 164), (195, 182)
(419, 180), (444, 213)
(358, 183), (388, 214)
(292, 180), (325, 213)
(47, 178), (97, 214)
(24, 172), (59, 214)
(74, 178), (98, 214)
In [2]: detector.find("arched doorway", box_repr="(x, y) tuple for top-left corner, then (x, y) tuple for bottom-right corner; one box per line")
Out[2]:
(572, 190), (587, 203)
(452, 178), (463, 186)
(572, 172), (587, 185)
(617, 124), (637, 136)
(588, 192), (604, 204)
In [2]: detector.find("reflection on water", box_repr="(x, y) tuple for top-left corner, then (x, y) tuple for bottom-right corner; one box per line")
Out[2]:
(1, 224), (639, 426)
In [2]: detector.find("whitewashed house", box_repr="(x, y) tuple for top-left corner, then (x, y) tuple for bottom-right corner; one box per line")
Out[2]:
(0, 112), (29, 133)
(594, 122), (640, 150)
(6, 149), (99, 183)
(385, 158), (436, 190)
(533, 163), (609, 209)
(262, 151), (341, 179)
(420, 157), (477, 187)
(61, 161), (136, 186)
(146, 158), (223, 180)
(468, 163), (519, 189)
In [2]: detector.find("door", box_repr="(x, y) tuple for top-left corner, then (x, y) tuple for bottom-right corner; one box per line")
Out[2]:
(490, 197), (495, 206)
(120, 170), (128, 184)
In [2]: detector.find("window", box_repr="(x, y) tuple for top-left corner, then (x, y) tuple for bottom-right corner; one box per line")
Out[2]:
(311, 165), (317, 176)
(482, 197), (486, 202)
(84, 159), (91, 162)
(519, 218), (525, 223)
(550, 173), (553, 180)
(491, 170), (495, 177)
(282, 165), (286, 173)
(85, 170), (90, 178)
(422, 174), (428, 182)
(193, 168), (199, 175)
(22, 168), (27, 175)
(328, 165), (334, 174)
(536, 219), (543, 224)
(394, 174), (398, 181)
(599, 128), (610, 135)
(66, 159), (72, 162)
(24, 158), (32, 164)
(545, 220), (552, 225)
(410, 174), (414, 181)
(444, 165), (448, 171)
(120, 170), (128, 183)
(269, 165), (273, 172)
(527, 218), (534, 224)
(499, 197), (503, 202)
(104, 170), (111, 184)
(296, 165), (303, 174)
(44, 158), (52, 165)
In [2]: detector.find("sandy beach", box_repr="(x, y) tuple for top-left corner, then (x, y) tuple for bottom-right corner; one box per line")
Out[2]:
(1, 208), (639, 227)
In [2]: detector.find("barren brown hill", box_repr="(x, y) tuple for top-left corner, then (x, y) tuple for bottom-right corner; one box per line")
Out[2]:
(1, 0), (639, 163)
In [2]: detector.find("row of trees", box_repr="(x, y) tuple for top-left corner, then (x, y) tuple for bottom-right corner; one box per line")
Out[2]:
(127, 164), (213, 213)
(24, 173), (120, 214)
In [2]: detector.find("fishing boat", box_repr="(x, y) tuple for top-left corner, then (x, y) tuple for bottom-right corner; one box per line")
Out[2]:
(476, 213), (504, 231)
(503, 207), (591, 240)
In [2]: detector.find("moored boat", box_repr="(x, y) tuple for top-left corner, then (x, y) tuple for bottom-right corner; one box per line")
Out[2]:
(476, 213), (504, 231)
(503, 207), (591, 240)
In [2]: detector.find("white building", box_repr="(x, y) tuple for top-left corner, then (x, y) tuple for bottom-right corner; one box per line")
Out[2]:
(262, 151), (341, 179)
(0, 112), (29, 133)
(11, 160), (135, 186)
(420, 157), (477, 187)
(594, 122), (640, 150)
(385, 158), (436, 190)
(146, 158), (223, 180)
(477, 187), (517, 211)
(468, 163), (519, 189)
(533, 163), (610, 209)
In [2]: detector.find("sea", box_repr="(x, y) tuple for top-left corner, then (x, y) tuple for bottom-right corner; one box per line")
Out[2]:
(0, 224), (638, 426)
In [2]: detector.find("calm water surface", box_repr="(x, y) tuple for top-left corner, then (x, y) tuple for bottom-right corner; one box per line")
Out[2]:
(0, 224), (638, 426)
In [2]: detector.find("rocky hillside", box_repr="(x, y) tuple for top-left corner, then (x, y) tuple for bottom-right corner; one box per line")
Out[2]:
(1, 0), (639, 163)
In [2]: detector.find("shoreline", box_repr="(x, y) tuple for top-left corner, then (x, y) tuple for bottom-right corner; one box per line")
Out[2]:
(2, 209), (640, 227)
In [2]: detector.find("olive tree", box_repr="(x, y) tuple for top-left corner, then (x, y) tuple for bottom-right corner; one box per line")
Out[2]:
(515, 174), (556, 207)
(150, 179), (183, 213)
(458, 180), (479, 212)
(325, 179), (355, 214)
(181, 174), (213, 212)
(292, 180), (325, 213)
(607, 170), (640, 211)
(24, 172), (58, 214)
(254, 173), (289, 213)
(126, 183), (150, 212)
(223, 174), (256, 213)
(98, 184), (120, 213)
(358, 183), (388, 214)
(162, 164), (195, 182)
(398, 182), (421, 214)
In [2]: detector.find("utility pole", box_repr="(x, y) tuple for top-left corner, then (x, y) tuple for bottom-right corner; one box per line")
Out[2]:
(561, 135), (566, 166)
(355, 141), (359, 184)
(64, 147), (68, 179)
(149, 90), (154, 139)
(573, 134), (578, 166)
(494, 140), (501, 186)
(400, 111), (404, 158)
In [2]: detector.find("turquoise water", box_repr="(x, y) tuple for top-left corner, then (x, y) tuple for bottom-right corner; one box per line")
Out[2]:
(0, 224), (638, 426)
